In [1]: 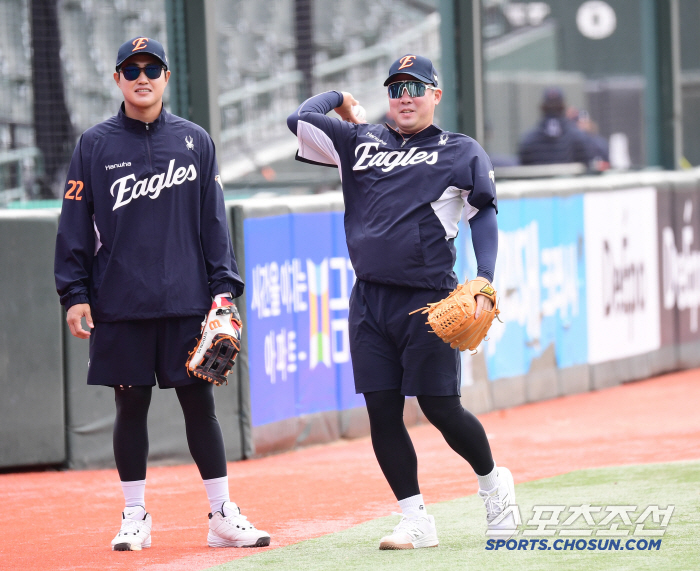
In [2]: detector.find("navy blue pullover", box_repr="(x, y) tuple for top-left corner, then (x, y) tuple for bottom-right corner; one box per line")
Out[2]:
(54, 105), (243, 321)
(518, 116), (594, 166)
(287, 91), (498, 288)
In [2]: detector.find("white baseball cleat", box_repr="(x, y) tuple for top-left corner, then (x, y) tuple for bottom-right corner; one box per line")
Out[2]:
(111, 506), (152, 551)
(207, 502), (271, 548)
(379, 513), (439, 550)
(480, 466), (518, 538)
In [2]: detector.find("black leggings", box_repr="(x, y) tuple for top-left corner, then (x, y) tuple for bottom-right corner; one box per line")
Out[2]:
(113, 383), (227, 481)
(364, 389), (494, 501)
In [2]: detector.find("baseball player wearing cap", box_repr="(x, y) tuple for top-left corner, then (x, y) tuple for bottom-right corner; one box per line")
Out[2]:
(54, 37), (270, 551)
(287, 55), (516, 549)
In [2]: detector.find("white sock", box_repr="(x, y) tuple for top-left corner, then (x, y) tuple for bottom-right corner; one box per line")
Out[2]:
(123, 506), (145, 520)
(398, 494), (426, 518)
(121, 480), (146, 509)
(203, 476), (230, 514)
(477, 464), (500, 491)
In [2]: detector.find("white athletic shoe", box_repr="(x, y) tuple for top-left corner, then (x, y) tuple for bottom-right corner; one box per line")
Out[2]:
(379, 513), (439, 550)
(207, 502), (271, 548)
(479, 466), (518, 538)
(111, 506), (152, 551)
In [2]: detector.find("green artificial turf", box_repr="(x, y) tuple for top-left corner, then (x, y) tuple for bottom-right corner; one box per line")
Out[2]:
(209, 461), (700, 571)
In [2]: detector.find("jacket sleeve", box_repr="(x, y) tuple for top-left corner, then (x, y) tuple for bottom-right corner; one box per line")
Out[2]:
(54, 135), (95, 310)
(199, 134), (245, 298)
(468, 205), (498, 282)
(287, 91), (355, 167)
(456, 140), (498, 282)
(455, 140), (498, 222)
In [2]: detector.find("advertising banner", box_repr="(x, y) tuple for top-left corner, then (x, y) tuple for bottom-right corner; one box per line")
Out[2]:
(456, 195), (588, 381)
(244, 212), (357, 427)
(584, 188), (661, 364)
(661, 184), (700, 344)
(655, 188), (676, 347)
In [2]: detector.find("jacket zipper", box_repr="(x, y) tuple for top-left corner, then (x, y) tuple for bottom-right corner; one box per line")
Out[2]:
(145, 123), (153, 171)
(400, 132), (419, 148)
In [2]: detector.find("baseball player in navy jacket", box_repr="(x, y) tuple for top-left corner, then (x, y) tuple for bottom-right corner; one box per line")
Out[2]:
(287, 55), (517, 549)
(54, 37), (269, 551)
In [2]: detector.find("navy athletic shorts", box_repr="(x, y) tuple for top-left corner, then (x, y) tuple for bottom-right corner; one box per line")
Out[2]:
(87, 316), (206, 388)
(349, 279), (461, 396)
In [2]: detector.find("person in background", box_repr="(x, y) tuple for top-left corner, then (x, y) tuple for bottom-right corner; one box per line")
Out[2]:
(518, 88), (594, 167)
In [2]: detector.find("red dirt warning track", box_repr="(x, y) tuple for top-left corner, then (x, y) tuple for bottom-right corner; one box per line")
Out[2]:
(1, 369), (698, 570)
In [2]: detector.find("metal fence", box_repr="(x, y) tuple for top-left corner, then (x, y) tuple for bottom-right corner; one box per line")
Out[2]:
(3, 0), (700, 202)
(216, 3), (440, 183)
(0, 0), (168, 200)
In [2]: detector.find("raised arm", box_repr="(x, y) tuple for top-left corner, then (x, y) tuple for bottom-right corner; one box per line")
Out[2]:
(287, 91), (361, 168)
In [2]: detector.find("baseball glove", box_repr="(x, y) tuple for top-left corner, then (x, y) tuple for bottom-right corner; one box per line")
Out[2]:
(411, 277), (500, 352)
(186, 295), (242, 386)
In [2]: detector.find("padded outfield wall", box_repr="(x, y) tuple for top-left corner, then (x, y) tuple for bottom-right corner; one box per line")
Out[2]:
(2, 170), (700, 468)
(453, 171), (700, 412)
(233, 170), (700, 457)
(0, 210), (248, 470)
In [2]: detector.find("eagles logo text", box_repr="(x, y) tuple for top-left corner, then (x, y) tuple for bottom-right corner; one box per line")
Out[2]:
(353, 142), (438, 172)
(110, 159), (197, 210)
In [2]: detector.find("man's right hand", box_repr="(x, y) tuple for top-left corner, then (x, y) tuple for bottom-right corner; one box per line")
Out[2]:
(67, 303), (94, 339)
(335, 92), (362, 123)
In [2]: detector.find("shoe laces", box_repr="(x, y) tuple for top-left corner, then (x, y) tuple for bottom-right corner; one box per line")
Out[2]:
(479, 488), (506, 522)
(119, 518), (143, 536)
(391, 513), (428, 538)
(223, 509), (256, 531)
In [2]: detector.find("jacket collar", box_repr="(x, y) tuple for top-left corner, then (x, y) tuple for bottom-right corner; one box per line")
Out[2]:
(118, 103), (168, 132)
(385, 123), (443, 146)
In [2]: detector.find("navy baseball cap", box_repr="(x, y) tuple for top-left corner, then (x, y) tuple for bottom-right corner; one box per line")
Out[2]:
(384, 54), (439, 87)
(542, 87), (564, 104)
(116, 37), (168, 71)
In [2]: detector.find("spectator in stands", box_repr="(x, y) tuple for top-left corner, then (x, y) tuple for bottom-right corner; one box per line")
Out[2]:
(518, 88), (594, 166)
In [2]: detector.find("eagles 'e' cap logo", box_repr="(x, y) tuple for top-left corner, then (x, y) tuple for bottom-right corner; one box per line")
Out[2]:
(398, 55), (416, 70)
(132, 37), (149, 52)
(185, 135), (194, 150)
(439, 133), (448, 145)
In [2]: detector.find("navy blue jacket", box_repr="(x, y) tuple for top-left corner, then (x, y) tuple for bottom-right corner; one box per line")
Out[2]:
(287, 91), (498, 289)
(54, 105), (243, 321)
(518, 116), (594, 166)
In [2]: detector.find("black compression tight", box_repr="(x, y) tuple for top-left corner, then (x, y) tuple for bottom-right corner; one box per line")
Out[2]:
(113, 383), (227, 481)
(363, 389), (495, 501)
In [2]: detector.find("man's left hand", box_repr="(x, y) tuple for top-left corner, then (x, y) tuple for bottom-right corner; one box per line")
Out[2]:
(475, 294), (494, 320)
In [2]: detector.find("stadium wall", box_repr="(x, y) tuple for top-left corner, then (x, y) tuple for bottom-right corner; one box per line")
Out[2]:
(2, 170), (700, 468)
(232, 169), (700, 457)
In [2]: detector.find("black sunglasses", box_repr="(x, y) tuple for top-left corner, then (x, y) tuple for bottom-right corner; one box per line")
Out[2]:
(387, 81), (437, 99)
(120, 64), (165, 81)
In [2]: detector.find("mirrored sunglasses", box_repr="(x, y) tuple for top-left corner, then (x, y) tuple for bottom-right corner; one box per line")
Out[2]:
(387, 81), (436, 99)
(121, 64), (165, 81)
